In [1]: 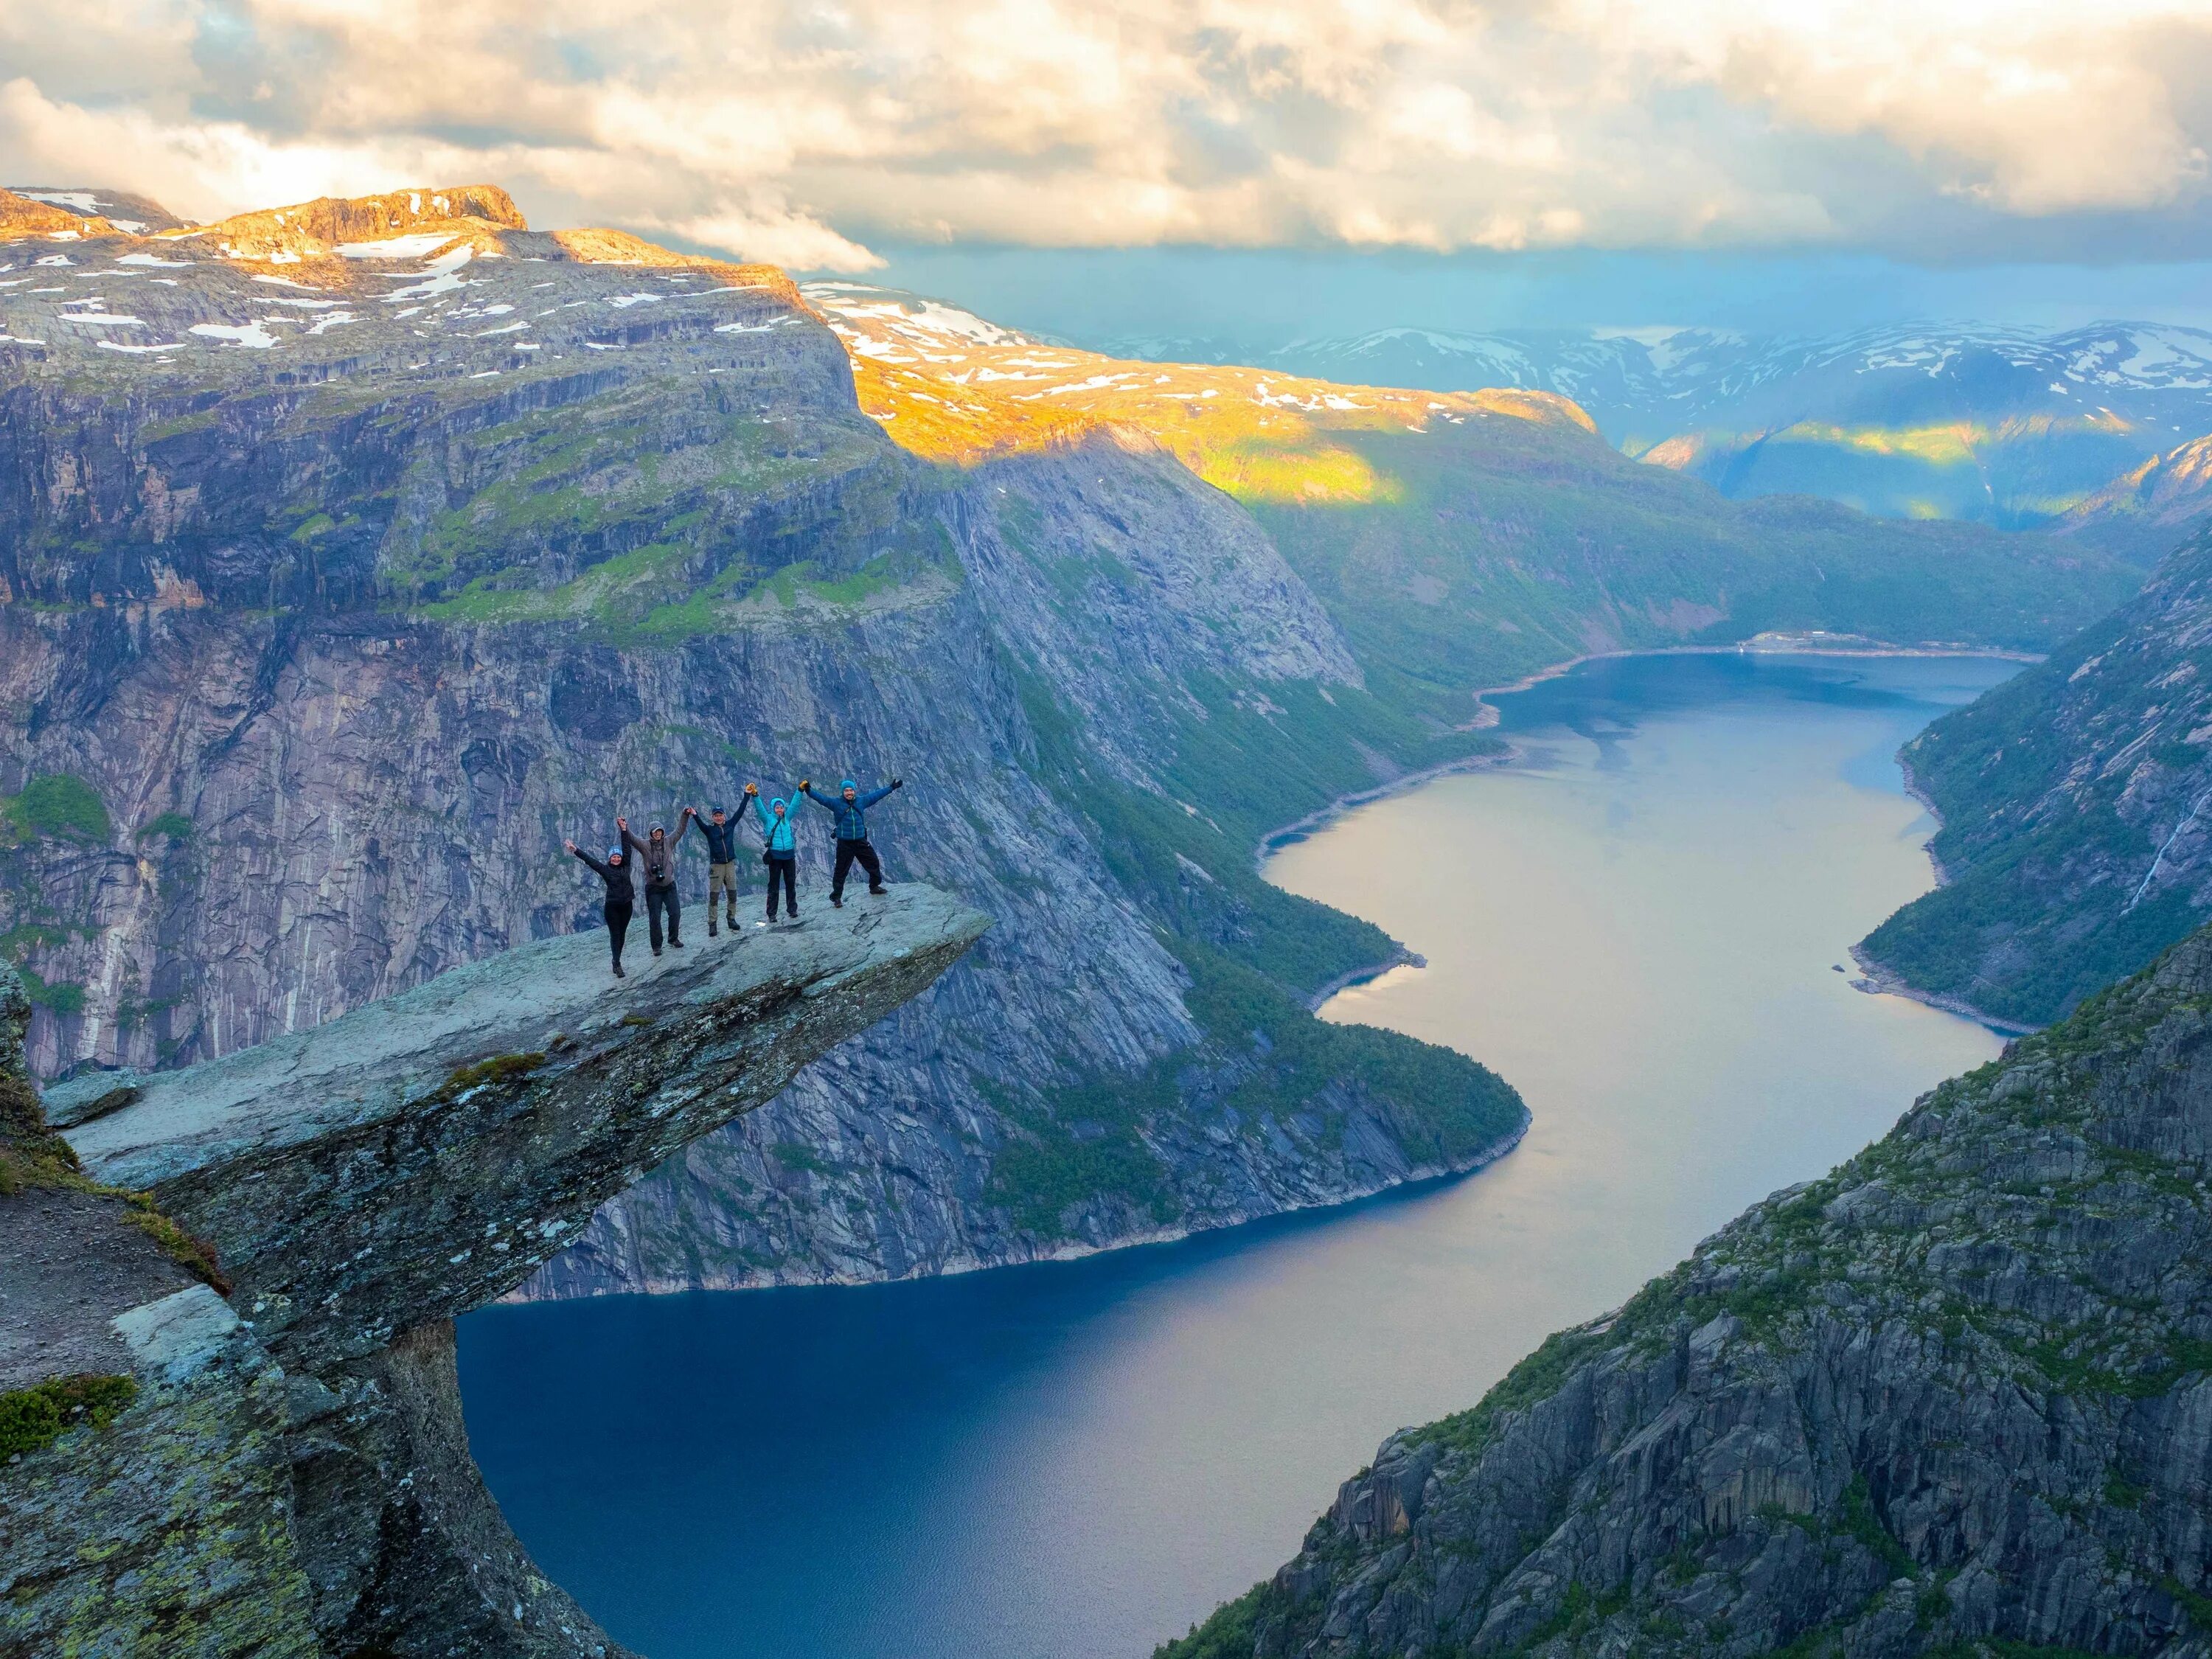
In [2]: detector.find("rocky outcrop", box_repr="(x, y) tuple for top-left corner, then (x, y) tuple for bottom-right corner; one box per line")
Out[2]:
(2062, 435), (2212, 567)
(1861, 521), (2212, 1026)
(1167, 925), (2212, 1659)
(0, 894), (984, 1658)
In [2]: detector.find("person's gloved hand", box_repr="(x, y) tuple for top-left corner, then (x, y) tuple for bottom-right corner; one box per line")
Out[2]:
(891, 778), (903, 790)
(799, 778), (810, 793)
(745, 782), (759, 797)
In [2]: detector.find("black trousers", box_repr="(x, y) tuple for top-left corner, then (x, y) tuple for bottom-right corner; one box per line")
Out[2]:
(646, 884), (681, 949)
(604, 900), (633, 969)
(831, 838), (884, 901)
(764, 855), (797, 918)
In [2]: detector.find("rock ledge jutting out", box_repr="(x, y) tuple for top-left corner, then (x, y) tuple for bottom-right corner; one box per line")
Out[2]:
(1, 886), (987, 1659)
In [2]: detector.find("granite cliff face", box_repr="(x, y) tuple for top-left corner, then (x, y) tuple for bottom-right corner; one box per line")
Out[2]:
(1, 893), (985, 1658)
(0, 182), (2130, 1295)
(1166, 925), (2212, 1659)
(1861, 523), (2212, 1027)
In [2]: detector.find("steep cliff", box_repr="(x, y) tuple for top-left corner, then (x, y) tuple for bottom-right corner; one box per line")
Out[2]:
(1164, 924), (2212, 1659)
(0, 892), (986, 1658)
(0, 185), (2133, 1297)
(1860, 524), (2212, 1026)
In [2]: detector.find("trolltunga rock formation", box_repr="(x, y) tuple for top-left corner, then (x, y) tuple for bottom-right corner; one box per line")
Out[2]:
(0, 886), (986, 1659)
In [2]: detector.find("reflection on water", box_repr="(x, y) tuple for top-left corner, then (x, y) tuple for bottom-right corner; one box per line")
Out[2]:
(459, 652), (2017, 1659)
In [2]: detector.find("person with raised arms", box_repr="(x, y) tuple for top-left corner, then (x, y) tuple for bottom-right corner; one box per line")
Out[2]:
(621, 810), (693, 956)
(746, 782), (801, 925)
(689, 800), (745, 938)
(564, 833), (636, 978)
(799, 775), (904, 908)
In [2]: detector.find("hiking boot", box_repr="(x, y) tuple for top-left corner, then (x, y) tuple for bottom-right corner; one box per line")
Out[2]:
(613, 962), (626, 977)
(868, 885), (888, 896)
(671, 937), (684, 948)
(831, 895), (844, 908)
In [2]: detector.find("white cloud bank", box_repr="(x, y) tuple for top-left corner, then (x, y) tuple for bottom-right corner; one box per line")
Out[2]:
(0, 0), (2207, 268)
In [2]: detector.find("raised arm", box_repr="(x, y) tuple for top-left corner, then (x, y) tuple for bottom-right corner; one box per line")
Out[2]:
(670, 810), (693, 847)
(800, 782), (837, 813)
(859, 782), (897, 810)
(621, 825), (647, 859)
(570, 843), (612, 879)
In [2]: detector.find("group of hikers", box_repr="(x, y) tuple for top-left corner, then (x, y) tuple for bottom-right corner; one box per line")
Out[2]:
(565, 777), (904, 976)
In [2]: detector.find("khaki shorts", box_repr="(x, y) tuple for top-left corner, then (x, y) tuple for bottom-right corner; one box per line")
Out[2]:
(709, 860), (740, 897)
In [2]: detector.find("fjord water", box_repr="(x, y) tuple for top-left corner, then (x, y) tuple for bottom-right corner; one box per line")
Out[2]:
(458, 652), (2014, 1659)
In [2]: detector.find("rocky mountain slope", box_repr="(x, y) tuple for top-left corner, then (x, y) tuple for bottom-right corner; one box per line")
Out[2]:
(2061, 435), (2212, 565)
(0, 187), (2133, 1299)
(1859, 524), (2212, 1028)
(1, 894), (984, 1658)
(1163, 923), (2212, 1659)
(1111, 318), (2212, 538)
(812, 286), (2137, 726)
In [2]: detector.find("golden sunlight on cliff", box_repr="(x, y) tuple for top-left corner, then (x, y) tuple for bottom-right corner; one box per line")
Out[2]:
(806, 285), (1595, 506)
(0, 184), (799, 305)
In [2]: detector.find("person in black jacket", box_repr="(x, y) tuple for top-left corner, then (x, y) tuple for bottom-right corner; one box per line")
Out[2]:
(689, 802), (744, 937)
(566, 838), (636, 976)
(621, 812), (692, 954)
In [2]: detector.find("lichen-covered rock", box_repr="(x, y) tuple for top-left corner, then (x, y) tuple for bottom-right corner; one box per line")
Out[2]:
(1170, 924), (2212, 1659)
(0, 1286), (319, 1659)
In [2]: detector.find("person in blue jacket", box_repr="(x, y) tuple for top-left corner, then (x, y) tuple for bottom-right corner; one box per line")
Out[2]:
(745, 782), (801, 923)
(799, 775), (904, 907)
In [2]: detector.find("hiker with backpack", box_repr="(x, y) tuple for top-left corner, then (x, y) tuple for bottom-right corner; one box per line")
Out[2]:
(689, 801), (745, 938)
(799, 776), (904, 907)
(565, 835), (636, 977)
(746, 783), (801, 924)
(620, 812), (692, 955)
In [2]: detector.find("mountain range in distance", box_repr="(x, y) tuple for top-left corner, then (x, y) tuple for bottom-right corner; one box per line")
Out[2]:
(1071, 314), (2212, 549)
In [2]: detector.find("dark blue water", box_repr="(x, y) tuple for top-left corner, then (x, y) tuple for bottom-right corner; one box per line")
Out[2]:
(459, 650), (2018, 1659)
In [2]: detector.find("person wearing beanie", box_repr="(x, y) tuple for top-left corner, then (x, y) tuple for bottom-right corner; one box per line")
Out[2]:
(689, 801), (745, 937)
(621, 811), (692, 954)
(564, 834), (636, 976)
(746, 783), (801, 924)
(799, 775), (903, 907)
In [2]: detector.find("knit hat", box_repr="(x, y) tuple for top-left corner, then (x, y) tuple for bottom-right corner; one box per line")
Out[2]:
(841, 778), (857, 792)
(607, 846), (622, 861)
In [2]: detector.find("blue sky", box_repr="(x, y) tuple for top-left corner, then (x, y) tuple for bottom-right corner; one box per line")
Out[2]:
(854, 244), (2212, 347)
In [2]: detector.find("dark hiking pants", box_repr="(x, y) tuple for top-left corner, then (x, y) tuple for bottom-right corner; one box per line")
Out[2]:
(765, 855), (797, 919)
(831, 838), (884, 902)
(605, 900), (633, 970)
(647, 885), (681, 950)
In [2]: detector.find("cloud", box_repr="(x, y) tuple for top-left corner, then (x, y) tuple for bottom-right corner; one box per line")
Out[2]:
(0, 0), (2205, 268)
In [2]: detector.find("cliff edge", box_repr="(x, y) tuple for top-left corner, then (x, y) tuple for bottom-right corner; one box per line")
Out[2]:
(0, 886), (987, 1659)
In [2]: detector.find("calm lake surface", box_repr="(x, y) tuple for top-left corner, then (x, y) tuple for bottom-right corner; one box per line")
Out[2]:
(459, 651), (2018, 1659)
